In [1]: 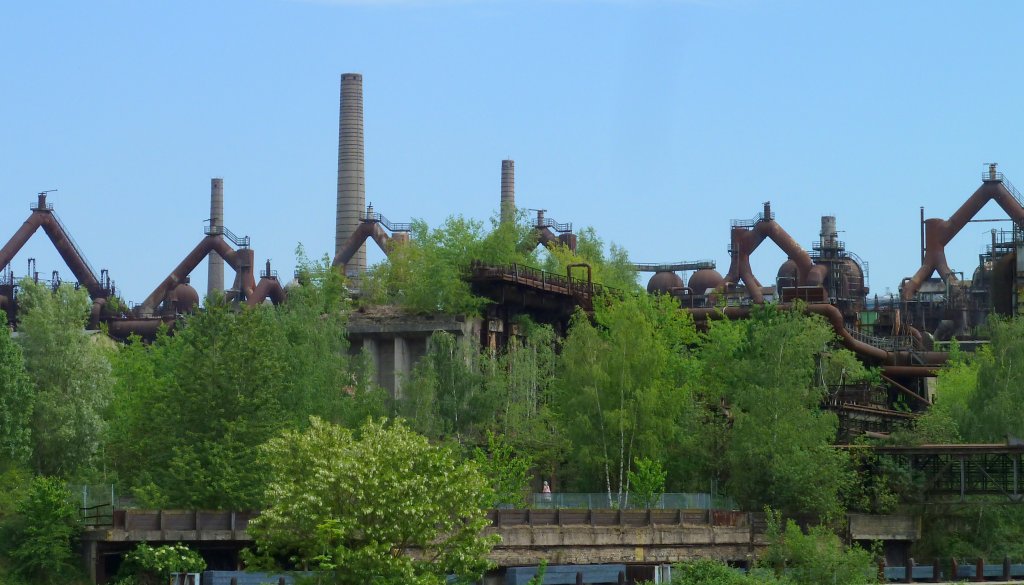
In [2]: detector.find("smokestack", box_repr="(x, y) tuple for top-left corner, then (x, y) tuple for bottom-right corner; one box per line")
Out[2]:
(336, 73), (366, 275)
(208, 178), (224, 295)
(500, 159), (515, 224)
(820, 215), (838, 248)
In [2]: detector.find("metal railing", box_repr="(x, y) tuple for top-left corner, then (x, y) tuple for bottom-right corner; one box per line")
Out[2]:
(29, 201), (54, 211)
(983, 171), (1024, 207)
(470, 262), (610, 299)
(522, 492), (735, 510)
(730, 211), (774, 228)
(849, 328), (918, 351)
(536, 216), (573, 233)
(260, 268), (278, 279)
(361, 211), (411, 233)
(811, 239), (845, 252)
(51, 211), (100, 285)
(204, 224), (251, 248)
(633, 260), (715, 272)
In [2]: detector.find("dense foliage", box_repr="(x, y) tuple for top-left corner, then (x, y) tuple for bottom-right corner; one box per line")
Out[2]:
(113, 543), (207, 585)
(247, 417), (497, 585)
(7, 217), (1024, 582)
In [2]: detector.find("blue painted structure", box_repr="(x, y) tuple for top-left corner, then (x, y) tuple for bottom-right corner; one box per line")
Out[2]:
(506, 564), (627, 585)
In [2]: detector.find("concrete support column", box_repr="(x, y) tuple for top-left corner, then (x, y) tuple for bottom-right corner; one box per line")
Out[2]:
(393, 336), (410, 400)
(362, 337), (380, 388)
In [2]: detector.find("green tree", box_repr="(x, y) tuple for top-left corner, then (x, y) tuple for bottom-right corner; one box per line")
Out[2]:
(2, 476), (82, 585)
(627, 457), (667, 508)
(758, 510), (877, 585)
(17, 279), (112, 478)
(400, 331), (499, 445)
(247, 417), (498, 585)
(0, 312), (33, 467)
(958, 318), (1024, 441)
(107, 259), (384, 509)
(474, 431), (532, 507)
(554, 293), (704, 497)
(701, 305), (852, 521)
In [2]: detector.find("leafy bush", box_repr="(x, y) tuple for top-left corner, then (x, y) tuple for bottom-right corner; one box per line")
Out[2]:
(627, 457), (667, 508)
(758, 510), (877, 585)
(3, 476), (82, 585)
(671, 559), (790, 584)
(114, 543), (207, 585)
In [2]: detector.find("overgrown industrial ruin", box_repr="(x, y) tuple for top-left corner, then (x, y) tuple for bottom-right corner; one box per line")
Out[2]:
(2, 74), (1023, 442)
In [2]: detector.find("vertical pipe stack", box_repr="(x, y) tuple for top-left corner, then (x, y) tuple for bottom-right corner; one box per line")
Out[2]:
(820, 215), (838, 248)
(336, 73), (366, 275)
(500, 159), (515, 224)
(207, 177), (224, 295)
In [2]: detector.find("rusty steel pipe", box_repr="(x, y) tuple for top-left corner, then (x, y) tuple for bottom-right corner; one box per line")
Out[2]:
(0, 213), (44, 272)
(39, 216), (104, 297)
(687, 304), (949, 367)
(903, 181), (1024, 300)
(247, 278), (286, 306)
(724, 215), (824, 299)
(332, 221), (391, 270)
(139, 235), (247, 314)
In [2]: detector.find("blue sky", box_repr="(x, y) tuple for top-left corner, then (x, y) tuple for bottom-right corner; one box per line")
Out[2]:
(3, 0), (1024, 304)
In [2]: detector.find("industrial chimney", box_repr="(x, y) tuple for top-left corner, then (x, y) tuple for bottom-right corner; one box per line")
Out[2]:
(208, 178), (224, 295)
(336, 73), (366, 275)
(820, 215), (838, 249)
(500, 159), (515, 224)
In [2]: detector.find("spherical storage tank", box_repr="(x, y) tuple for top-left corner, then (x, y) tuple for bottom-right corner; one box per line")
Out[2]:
(776, 259), (798, 284)
(687, 268), (724, 295)
(170, 283), (200, 313)
(647, 271), (684, 294)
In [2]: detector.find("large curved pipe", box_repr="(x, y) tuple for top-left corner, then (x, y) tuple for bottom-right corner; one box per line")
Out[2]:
(903, 181), (1024, 300)
(687, 304), (949, 367)
(139, 236), (242, 315)
(106, 318), (175, 339)
(247, 278), (286, 306)
(723, 209), (825, 301)
(0, 213), (44, 273)
(38, 215), (104, 298)
(332, 222), (392, 271)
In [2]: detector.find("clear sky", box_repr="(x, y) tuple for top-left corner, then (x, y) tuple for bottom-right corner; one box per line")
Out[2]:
(3, 0), (1024, 304)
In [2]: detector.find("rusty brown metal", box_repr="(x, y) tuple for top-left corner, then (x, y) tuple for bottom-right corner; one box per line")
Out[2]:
(138, 235), (257, 315)
(0, 196), (106, 299)
(686, 304), (948, 369)
(902, 179), (1024, 300)
(723, 203), (827, 302)
(332, 221), (391, 271)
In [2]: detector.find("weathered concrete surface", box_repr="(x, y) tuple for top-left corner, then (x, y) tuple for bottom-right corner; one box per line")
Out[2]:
(484, 524), (766, 566)
(849, 513), (921, 541)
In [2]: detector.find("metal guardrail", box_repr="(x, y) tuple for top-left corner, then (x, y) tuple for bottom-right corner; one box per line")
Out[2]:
(470, 262), (610, 300)
(29, 201), (54, 211)
(536, 217), (573, 233)
(984, 171), (1024, 207)
(633, 260), (716, 272)
(362, 211), (411, 233)
(204, 225), (251, 248)
(730, 211), (774, 228)
(51, 211), (100, 285)
(849, 328), (917, 351)
(522, 492), (734, 510)
(260, 269), (278, 279)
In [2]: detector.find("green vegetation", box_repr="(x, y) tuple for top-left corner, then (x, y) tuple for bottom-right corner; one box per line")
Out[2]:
(1, 476), (83, 585)
(113, 543), (207, 585)
(7, 215), (1024, 582)
(246, 417), (497, 585)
